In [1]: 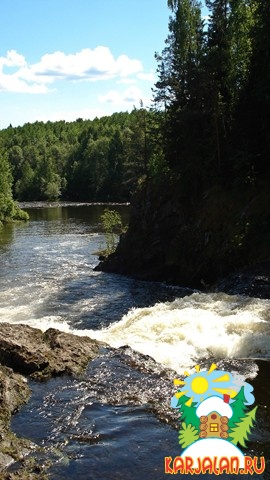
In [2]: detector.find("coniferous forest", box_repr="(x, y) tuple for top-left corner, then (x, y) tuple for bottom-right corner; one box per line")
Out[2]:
(0, 0), (269, 286)
(99, 0), (270, 287)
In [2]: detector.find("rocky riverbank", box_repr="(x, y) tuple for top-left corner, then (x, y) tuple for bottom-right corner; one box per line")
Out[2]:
(0, 323), (102, 478)
(213, 261), (270, 299)
(97, 178), (270, 296)
(0, 322), (269, 478)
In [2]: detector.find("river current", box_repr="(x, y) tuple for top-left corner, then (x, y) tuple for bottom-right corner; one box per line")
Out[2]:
(0, 204), (269, 479)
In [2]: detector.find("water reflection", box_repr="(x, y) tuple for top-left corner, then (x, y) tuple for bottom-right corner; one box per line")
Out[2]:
(25, 204), (130, 229)
(27, 206), (64, 222)
(0, 222), (16, 248)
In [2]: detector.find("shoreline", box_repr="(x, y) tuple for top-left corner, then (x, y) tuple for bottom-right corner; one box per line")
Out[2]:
(19, 201), (130, 209)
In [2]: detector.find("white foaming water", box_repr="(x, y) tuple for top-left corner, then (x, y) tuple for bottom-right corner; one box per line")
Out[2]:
(87, 292), (270, 373)
(1, 287), (269, 373)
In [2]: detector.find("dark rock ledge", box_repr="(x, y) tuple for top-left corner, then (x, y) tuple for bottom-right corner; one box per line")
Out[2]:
(0, 323), (102, 478)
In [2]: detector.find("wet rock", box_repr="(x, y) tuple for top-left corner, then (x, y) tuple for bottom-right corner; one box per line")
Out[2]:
(0, 323), (101, 379)
(0, 323), (104, 476)
(213, 261), (270, 299)
(0, 365), (32, 472)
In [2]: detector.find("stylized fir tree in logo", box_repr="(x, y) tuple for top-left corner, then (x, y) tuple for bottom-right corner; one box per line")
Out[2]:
(228, 386), (258, 447)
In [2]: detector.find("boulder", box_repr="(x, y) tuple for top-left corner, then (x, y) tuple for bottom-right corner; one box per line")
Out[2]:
(0, 365), (32, 472)
(0, 323), (101, 379)
(0, 323), (103, 475)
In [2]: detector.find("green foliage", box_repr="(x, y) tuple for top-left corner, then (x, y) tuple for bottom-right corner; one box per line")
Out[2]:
(100, 208), (124, 255)
(0, 153), (12, 198)
(178, 422), (199, 448)
(0, 110), (159, 203)
(176, 394), (200, 431)
(229, 406), (257, 447)
(153, 0), (268, 192)
(0, 153), (29, 223)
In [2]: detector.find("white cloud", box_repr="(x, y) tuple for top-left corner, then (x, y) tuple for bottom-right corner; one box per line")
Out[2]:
(0, 47), (144, 93)
(99, 86), (147, 106)
(99, 90), (123, 104)
(0, 49), (26, 68)
(202, 14), (210, 23)
(117, 78), (137, 85)
(0, 73), (49, 94)
(137, 72), (155, 82)
(30, 47), (143, 81)
(0, 50), (47, 93)
(123, 86), (143, 102)
(115, 54), (142, 78)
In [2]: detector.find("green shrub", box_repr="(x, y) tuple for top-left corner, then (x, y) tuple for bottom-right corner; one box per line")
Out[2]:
(100, 208), (124, 255)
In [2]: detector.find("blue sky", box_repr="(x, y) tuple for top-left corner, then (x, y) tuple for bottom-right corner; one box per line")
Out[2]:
(0, 0), (207, 129)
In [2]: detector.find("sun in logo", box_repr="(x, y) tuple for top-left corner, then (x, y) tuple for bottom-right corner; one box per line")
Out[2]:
(173, 363), (238, 406)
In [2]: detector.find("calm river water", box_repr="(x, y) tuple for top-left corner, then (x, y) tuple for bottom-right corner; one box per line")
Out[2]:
(0, 204), (269, 479)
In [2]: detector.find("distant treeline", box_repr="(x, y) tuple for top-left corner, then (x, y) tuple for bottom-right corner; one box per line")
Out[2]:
(0, 109), (161, 203)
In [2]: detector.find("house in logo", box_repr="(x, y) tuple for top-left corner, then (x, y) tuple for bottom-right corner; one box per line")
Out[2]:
(196, 395), (233, 440)
(168, 365), (265, 474)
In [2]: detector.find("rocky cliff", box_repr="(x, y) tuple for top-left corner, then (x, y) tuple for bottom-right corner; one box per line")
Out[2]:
(97, 177), (270, 294)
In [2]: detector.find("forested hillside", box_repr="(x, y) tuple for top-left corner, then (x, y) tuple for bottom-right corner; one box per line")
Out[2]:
(0, 153), (29, 224)
(0, 109), (160, 203)
(99, 0), (270, 287)
(1, 0), (269, 285)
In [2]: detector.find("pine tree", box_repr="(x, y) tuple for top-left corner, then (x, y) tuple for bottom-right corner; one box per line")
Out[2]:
(235, 0), (270, 177)
(153, 0), (205, 173)
(228, 386), (248, 430)
(229, 406), (257, 447)
(229, 0), (255, 105)
(204, 0), (257, 180)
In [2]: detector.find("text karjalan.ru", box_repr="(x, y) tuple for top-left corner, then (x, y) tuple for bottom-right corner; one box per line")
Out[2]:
(164, 456), (265, 475)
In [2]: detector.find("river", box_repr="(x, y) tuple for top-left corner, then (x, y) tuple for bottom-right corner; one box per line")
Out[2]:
(0, 204), (269, 479)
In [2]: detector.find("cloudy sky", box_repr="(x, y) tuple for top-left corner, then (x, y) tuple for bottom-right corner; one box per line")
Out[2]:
(0, 0), (172, 128)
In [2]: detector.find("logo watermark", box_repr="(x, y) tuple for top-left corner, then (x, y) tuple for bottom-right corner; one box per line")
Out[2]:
(165, 363), (265, 475)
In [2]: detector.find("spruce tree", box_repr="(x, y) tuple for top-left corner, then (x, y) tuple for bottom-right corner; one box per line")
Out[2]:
(177, 394), (200, 431)
(228, 386), (248, 430)
(229, 406), (257, 447)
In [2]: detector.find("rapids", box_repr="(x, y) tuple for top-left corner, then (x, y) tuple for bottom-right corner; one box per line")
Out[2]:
(0, 204), (269, 479)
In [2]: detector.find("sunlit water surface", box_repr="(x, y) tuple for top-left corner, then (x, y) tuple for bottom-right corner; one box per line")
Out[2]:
(0, 204), (269, 479)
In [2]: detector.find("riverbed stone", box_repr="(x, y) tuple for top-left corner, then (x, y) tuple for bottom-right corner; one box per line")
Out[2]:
(0, 365), (32, 472)
(0, 323), (101, 379)
(213, 261), (270, 298)
(0, 323), (104, 475)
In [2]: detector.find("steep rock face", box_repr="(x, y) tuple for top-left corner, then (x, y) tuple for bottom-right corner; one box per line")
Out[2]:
(98, 178), (270, 290)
